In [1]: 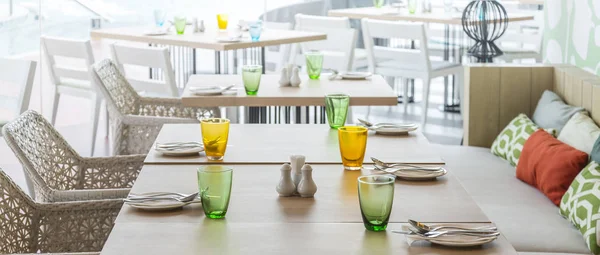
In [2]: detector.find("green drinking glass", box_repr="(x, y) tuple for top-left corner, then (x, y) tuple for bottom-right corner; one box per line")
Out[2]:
(325, 94), (350, 129)
(373, 0), (385, 8)
(407, 0), (418, 14)
(305, 51), (324, 80)
(174, 16), (187, 34)
(357, 175), (395, 231)
(242, 65), (262, 95)
(198, 166), (233, 219)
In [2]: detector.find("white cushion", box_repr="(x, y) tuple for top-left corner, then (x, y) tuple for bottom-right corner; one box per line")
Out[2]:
(558, 112), (600, 155)
(434, 145), (590, 254)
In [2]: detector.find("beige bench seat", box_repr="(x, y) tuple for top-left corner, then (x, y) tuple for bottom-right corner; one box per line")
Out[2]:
(434, 145), (589, 254)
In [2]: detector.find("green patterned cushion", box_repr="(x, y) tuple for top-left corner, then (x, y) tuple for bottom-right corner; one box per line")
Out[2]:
(560, 161), (600, 254)
(491, 114), (545, 166)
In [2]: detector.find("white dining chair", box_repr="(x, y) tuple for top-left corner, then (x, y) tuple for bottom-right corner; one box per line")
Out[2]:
(110, 43), (179, 97)
(264, 21), (293, 72)
(361, 18), (463, 125)
(496, 13), (544, 63)
(41, 36), (102, 156)
(0, 58), (36, 131)
(291, 14), (362, 72)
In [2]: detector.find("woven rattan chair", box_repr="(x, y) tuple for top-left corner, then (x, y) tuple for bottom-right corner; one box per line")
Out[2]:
(90, 59), (220, 155)
(0, 168), (120, 254)
(2, 110), (145, 202)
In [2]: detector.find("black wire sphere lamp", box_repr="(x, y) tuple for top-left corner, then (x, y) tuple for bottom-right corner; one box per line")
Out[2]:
(461, 0), (509, 63)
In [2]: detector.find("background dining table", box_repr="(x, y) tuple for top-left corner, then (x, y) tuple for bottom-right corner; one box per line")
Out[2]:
(145, 124), (445, 165)
(181, 74), (398, 123)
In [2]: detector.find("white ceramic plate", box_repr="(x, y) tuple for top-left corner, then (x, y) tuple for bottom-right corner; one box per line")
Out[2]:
(143, 29), (168, 36)
(189, 86), (223, 96)
(393, 167), (447, 181)
(126, 198), (201, 211)
(402, 226), (498, 247)
(155, 146), (204, 156)
(216, 37), (242, 43)
(372, 124), (419, 135)
(339, 72), (372, 80)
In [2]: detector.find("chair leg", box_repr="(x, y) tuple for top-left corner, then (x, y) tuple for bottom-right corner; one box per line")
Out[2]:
(456, 70), (464, 116)
(91, 96), (102, 157)
(421, 78), (431, 126)
(402, 78), (410, 114)
(104, 101), (109, 139)
(50, 92), (60, 126)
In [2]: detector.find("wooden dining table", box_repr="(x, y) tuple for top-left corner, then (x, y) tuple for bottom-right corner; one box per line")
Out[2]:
(100, 129), (518, 254)
(181, 74), (398, 123)
(145, 124), (444, 165)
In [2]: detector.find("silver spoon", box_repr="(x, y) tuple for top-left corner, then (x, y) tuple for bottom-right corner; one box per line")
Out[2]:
(371, 157), (443, 170)
(408, 219), (497, 232)
(125, 192), (199, 203)
(425, 230), (500, 238)
(220, 85), (235, 92)
(374, 164), (443, 173)
(409, 220), (498, 236)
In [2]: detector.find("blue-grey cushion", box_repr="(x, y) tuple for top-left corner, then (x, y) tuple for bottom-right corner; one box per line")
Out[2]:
(532, 90), (585, 133)
(592, 136), (600, 163)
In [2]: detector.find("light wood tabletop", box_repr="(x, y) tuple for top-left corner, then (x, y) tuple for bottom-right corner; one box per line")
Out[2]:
(101, 222), (517, 255)
(180, 74), (398, 107)
(518, 0), (544, 5)
(90, 27), (326, 51)
(328, 7), (535, 25)
(116, 164), (489, 224)
(145, 124), (444, 165)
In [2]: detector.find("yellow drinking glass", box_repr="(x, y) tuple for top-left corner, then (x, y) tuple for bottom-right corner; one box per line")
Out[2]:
(338, 126), (368, 170)
(217, 14), (229, 30)
(201, 118), (230, 161)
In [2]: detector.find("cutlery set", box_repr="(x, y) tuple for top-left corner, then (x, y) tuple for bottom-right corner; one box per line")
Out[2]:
(124, 192), (202, 211)
(393, 219), (500, 242)
(369, 157), (445, 173)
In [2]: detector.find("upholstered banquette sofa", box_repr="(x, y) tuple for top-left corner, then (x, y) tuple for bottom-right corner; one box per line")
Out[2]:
(436, 64), (600, 255)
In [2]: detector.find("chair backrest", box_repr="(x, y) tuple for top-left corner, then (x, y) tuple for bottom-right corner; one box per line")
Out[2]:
(0, 168), (37, 254)
(0, 58), (36, 118)
(41, 36), (95, 87)
(110, 43), (179, 97)
(264, 21), (293, 71)
(1, 110), (83, 196)
(293, 14), (357, 72)
(91, 59), (141, 116)
(497, 11), (544, 53)
(361, 18), (431, 73)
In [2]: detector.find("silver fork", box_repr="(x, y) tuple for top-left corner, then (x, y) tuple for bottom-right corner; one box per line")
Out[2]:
(125, 192), (199, 203)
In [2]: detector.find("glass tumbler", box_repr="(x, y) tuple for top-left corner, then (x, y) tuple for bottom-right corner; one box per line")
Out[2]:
(338, 126), (368, 170)
(408, 0), (418, 14)
(242, 65), (262, 95)
(249, 22), (262, 41)
(373, 0), (385, 8)
(153, 9), (167, 27)
(325, 94), (350, 129)
(358, 175), (395, 231)
(217, 14), (229, 30)
(174, 16), (187, 34)
(200, 118), (230, 161)
(198, 166), (233, 219)
(305, 51), (324, 80)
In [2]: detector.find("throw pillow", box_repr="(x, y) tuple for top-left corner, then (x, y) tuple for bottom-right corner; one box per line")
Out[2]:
(491, 114), (555, 166)
(593, 136), (600, 163)
(560, 161), (600, 254)
(558, 112), (600, 155)
(532, 90), (585, 133)
(517, 129), (589, 205)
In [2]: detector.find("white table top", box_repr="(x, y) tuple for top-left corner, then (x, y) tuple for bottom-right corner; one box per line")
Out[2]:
(181, 74), (398, 107)
(518, 0), (544, 5)
(116, 164), (489, 223)
(101, 222), (517, 255)
(328, 7), (535, 25)
(145, 124), (445, 165)
(90, 27), (327, 51)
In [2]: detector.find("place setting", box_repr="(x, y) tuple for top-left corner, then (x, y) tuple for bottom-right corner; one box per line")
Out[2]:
(357, 118), (419, 135)
(154, 141), (204, 156)
(188, 84), (239, 96)
(124, 191), (202, 211)
(392, 220), (500, 247)
(367, 157), (447, 180)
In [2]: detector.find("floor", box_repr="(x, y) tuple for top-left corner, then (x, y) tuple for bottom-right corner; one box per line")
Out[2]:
(0, 39), (462, 195)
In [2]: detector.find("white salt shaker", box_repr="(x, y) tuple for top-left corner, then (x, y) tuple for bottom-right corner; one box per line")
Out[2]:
(290, 155), (306, 191)
(290, 67), (301, 87)
(198, 20), (205, 32)
(298, 164), (317, 198)
(279, 67), (290, 87)
(192, 18), (199, 33)
(276, 163), (295, 197)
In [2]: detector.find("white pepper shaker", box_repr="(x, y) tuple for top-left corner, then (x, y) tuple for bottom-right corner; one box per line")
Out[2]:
(198, 20), (205, 32)
(290, 67), (301, 87)
(290, 155), (306, 192)
(298, 164), (317, 198)
(276, 163), (295, 197)
(192, 18), (199, 33)
(279, 67), (290, 87)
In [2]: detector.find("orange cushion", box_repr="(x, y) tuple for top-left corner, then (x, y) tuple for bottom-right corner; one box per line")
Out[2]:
(516, 129), (589, 205)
